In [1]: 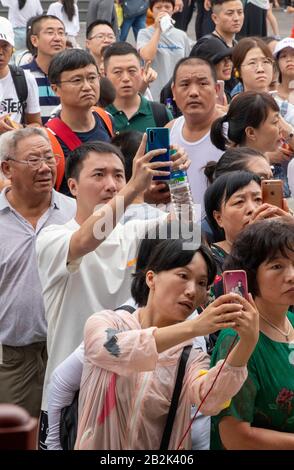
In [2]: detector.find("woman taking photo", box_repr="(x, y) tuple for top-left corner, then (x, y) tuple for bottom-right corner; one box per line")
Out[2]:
(46, 226), (259, 450)
(47, 0), (80, 47)
(204, 171), (290, 272)
(211, 217), (294, 449)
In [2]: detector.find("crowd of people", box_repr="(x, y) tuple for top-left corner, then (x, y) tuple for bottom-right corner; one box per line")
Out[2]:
(0, 0), (293, 451)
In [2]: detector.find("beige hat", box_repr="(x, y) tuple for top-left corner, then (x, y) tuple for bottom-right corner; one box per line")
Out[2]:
(0, 17), (15, 47)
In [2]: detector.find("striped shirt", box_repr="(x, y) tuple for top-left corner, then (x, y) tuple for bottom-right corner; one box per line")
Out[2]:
(22, 59), (60, 124)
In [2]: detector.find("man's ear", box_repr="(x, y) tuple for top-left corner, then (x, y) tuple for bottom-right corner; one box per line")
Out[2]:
(67, 178), (78, 198)
(1, 161), (12, 180)
(50, 83), (60, 97)
(171, 81), (175, 100)
(211, 12), (218, 26)
(30, 34), (39, 49)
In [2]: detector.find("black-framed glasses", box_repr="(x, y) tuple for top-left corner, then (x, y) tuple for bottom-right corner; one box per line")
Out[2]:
(6, 154), (61, 170)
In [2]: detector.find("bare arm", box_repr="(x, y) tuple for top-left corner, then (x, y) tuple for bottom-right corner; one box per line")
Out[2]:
(139, 13), (168, 62)
(220, 416), (294, 450)
(25, 112), (42, 126)
(154, 293), (254, 354)
(69, 135), (170, 262)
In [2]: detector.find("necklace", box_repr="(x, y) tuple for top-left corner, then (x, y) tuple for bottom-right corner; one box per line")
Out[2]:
(259, 314), (292, 341)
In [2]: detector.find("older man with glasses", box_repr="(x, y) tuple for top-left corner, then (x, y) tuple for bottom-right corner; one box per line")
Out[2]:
(0, 127), (76, 419)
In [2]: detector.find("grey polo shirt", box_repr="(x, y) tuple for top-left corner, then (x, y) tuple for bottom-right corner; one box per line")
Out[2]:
(0, 188), (76, 346)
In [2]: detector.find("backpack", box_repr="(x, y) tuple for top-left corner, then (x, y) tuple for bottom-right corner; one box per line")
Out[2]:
(150, 101), (171, 127)
(9, 64), (28, 125)
(45, 107), (114, 192)
(59, 304), (192, 451)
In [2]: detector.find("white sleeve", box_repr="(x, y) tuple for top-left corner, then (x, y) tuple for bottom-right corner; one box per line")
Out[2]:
(36, 0), (43, 14)
(136, 28), (151, 51)
(23, 70), (40, 115)
(46, 343), (84, 450)
(47, 4), (58, 16)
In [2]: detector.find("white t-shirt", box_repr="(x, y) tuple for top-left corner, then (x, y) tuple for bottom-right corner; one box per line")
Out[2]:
(0, 0), (43, 28)
(47, 2), (80, 36)
(137, 26), (193, 102)
(0, 68), (40, 122)
(247, 0), (270, 9)
(36, 216), (166, 410)
(169, 116), (223, 215)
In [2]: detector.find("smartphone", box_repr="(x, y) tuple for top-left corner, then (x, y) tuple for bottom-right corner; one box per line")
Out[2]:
(223, 270), (248, 300)
(146, 127), (170, 181)
(261, 179), (283, 209)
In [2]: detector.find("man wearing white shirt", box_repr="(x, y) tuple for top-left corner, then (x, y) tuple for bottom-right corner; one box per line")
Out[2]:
(36, 138), (188, 447)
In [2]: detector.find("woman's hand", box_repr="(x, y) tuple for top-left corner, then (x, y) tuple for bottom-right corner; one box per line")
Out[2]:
(192, 293), (244, 337)
(251, 202), (293, 223)
(232, 294), (259, 347)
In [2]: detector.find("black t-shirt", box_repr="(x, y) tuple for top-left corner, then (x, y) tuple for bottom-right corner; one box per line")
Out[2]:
(57, 112), (112, 196)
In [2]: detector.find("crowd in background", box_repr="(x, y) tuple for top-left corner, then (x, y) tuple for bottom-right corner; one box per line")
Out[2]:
(0, 0), (293, 451)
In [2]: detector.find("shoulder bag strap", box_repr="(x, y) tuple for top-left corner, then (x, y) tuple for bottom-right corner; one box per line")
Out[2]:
(159, 344), (192, 450)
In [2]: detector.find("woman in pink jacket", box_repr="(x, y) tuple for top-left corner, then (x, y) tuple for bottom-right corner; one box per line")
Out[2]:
(75, 229), (259, 450)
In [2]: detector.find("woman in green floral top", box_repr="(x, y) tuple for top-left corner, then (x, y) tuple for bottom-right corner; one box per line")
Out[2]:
(211, 217), (294, 449)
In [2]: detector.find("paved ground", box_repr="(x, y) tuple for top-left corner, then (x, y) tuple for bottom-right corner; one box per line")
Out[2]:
(77, 8), (293, 46)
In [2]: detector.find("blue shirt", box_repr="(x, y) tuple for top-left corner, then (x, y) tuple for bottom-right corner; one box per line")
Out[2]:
(22, 59), (60, 124)
(56, 111), (112, 196)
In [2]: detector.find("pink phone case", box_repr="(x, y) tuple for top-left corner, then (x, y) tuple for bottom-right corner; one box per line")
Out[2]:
(223, 270), (248, 299)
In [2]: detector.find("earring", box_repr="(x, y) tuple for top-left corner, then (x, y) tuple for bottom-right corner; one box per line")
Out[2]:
(234, 69), (240, 79)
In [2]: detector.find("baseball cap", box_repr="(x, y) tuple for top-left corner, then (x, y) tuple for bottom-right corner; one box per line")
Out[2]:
(190, 36), (233, 65)
(273, 37), (294, 58)
(0, 17), (15, 47)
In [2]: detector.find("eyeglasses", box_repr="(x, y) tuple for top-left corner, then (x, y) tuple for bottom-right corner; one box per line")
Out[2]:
(241, 58), (273, 70)
(32, 29), (66, 38)
(57, 74), (99, 87)
(89, 33), (116, 41)
(6, 154), (61, 170)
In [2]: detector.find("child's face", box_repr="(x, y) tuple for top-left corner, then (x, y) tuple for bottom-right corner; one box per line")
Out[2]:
(152, 1), (174, 19)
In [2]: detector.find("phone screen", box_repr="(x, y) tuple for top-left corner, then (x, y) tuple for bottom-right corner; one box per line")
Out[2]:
(146, 127), (170, 181)
(223, 270), (248, 299)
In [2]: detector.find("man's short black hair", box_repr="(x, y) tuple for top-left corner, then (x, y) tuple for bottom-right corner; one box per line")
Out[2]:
(30, 14), (65, 36)
(65, 141), (125, 181)
(86, 19), (114, 39)
(48, 49), (98, 84)
(149, 0), (175, 10)
(103, 42), (141, 70)
(211, 0), (242, 8)
(172, 57), (217, 84)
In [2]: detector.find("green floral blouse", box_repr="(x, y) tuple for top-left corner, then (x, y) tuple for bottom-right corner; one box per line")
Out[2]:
(210, 312), (294, 449)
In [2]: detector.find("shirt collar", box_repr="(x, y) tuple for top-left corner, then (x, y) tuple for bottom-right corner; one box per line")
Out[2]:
(108, 94), (149, 116)
(0, 187), (59, 211)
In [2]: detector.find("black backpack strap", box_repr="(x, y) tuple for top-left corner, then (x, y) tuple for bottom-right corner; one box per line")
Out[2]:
(114, 305), (136, 314)
(150, 101), (170, 127)
(9, 64), (28, 125)
(159, 344), (192, 450)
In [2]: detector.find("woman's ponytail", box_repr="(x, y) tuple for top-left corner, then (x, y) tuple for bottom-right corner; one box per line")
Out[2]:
(210, 115), (228, 151)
